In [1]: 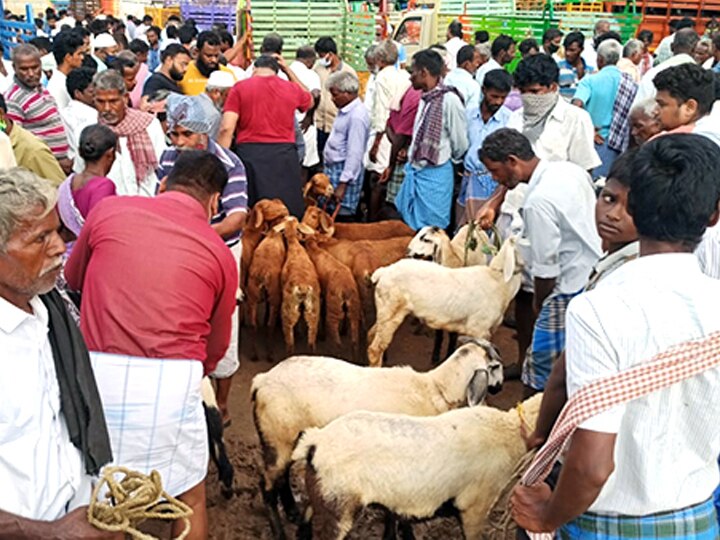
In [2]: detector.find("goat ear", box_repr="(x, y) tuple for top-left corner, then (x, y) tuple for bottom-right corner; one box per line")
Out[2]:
(502, 238), (516, 283)
(466, 369), (489, 407)
(298, 223), (316, 236)
(303, 181), (313, 200)
(253, 206), (265, 230)
(272, 220), (288, 233)
(320, 212), (334, 235)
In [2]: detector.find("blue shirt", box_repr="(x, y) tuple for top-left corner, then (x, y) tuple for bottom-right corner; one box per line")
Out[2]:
(443, 67), (481, 111)
(157, 140), (248, 246)
(557, 58), (595, 101)
(572, 66), (621, 139)
(460, 104), (512, 203)
(148, 46), (161, 73)
(323, 97), (370, 184)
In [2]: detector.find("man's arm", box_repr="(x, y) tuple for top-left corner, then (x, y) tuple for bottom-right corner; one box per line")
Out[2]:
(217, 111), (239, 149)
(475, 184), (509, 229)
(276, 55), (310, 93)
(533, 277), (557, 314)
(380, 123), (410, 183)
(512, 429), (616, 532)
(212, 212), (246, 239)
(300, 90), (321, 132)
(524, 353), (568, 450)
(0, 507), (122, 539)
(205, 260), (239, 375)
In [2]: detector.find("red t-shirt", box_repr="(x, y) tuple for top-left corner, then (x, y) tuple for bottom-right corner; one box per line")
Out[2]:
(224, 75), (312, 144)
(65, 191), (238, 375)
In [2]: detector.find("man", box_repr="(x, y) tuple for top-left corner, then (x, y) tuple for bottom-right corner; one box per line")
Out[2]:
(290, 45), (322, 177)
(654, 63), (720, 146)
(323, 71), (370, 220)
(582, 19), (610, 68)
(629, 98), (662, 146)
(558, 31), (594, 100)
(84, 70), (166, 196)
(365, 40), (410, 220)
(540, 28), (563, 57)
(519, 38), (540, 60)
(158, 95), (247, 422)
(511, 133), (720, 540)
(444, 44), (482, 111)
(457, 69), (512, 226)
(61, 67), (98, 162)
(314, 36), (358, 160)
(3, 45), (71, 175)
(444, 20), (466, 70)
(475, 30), (489, 45)
(712, 33), (720, 72)
(65, 151), (237, 540)
(654, 17), (695, 65)
(0, 41), (14, 93)
(0, 168), (116, 538)
(394, 49), (468, 230)
(91, 32), (118, 73)
(218, 55), (312, 217)
(694, 36), (713, 67)
(480, 128), (601, 394)
(145, 25), (162, 72)
(634, 28), (698, 104)
(200, 70), (235, 140)
(47, 29), (85, 110)
(617, 38), (643, 82)
(142, 43), (191, 100)
(108, 53), (141, 94)
(128, 40), (151, 108)
(0, 95), (65, 185)
(572, 39), (637, 177)
(134, 14), (152, 39)
(476, 34), (516, 88)
(179, 31), (235, 96)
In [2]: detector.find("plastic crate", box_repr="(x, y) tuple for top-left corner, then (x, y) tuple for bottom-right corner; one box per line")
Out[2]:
(181, 1), (237, 32)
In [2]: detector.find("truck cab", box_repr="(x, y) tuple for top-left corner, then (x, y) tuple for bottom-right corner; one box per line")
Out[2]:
(393, 5), (441, 60)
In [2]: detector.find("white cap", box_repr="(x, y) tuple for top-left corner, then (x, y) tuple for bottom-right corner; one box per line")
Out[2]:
(206, 70), (235, 89)
(93, 33), (117, 49)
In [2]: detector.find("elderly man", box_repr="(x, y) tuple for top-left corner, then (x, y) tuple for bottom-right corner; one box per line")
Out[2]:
(65, 151), (237, 540)
(395, 49), (468, 230)
(200, 70), (235, 140)
(3, 44), (71, 172)
(323, 72), (370, 220)
(617, 38), (643, 82)
(158, 94), (248, 422)
(572, 39), (638, 177)
(179, 31), (235, 96)
(218, 55), (312, 217)
(0, 168), (116, 538)
(629, 98), (662, 146)
(82, 69), (166, 196)
(444, 44), (482, 111)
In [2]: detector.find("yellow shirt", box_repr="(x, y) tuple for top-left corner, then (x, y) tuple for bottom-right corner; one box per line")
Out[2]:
(9, 123), (65, 186)
(179, 63), (235, 96)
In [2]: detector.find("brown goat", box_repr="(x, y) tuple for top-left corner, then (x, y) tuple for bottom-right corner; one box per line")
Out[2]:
(301, 206), (415, 241)
(241, 199), (290, 286)
(279, 218), (321, 353)
(305, 238), (362, 355)
(303, 173), (335, 206)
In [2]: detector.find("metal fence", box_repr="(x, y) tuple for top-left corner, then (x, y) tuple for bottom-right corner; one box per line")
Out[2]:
(0, 0), (36, 59)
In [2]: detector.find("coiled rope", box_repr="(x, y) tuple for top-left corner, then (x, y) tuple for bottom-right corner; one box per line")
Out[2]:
(88, 466), (193, 540)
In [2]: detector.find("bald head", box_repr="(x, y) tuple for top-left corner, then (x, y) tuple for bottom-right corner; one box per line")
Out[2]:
(672, 28), (699, 55)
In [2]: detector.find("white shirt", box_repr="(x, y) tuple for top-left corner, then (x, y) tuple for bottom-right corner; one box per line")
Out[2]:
(0, 295), (92, 520)
(521, 159), (601, 294)
(61, 100), (98, 162)
(566, 254), (720, 515)
(444, 37), (466, 70)
(290, 60), (322, 167)
(633, 53), (695, 106)
(364, 72), (377, 113)
(581, 40), (598, 72)
(693, 114), (720, 148)
(444, 67), (481, 111)
(371, 65), (410, 133)
(475, 57), (501, 88)
(0, 59), (15, 93)
(654, 33), (675, 65)
(47, 70), (70, 111)
(696, 223), (720, 279)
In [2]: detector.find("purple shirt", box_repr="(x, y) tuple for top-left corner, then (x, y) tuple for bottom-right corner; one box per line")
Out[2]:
(323, 98), (370, 184)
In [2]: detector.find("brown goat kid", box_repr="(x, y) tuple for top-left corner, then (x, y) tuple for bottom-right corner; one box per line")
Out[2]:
(301, 206), (414, 241)
(241, 199), (290, 285)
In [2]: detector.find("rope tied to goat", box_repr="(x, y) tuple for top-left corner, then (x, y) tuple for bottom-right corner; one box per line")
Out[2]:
(464, 221), (502, 266)
(88, 466), (193, 540)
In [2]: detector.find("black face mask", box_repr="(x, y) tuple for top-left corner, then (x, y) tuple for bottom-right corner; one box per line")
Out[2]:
(546, 43), (559, 55)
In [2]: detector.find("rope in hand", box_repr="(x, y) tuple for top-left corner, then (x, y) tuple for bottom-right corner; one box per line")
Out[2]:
(88, 466), (193, 540)
(463, 221), (502, 266)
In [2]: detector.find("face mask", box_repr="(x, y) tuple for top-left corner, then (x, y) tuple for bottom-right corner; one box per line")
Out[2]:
(546, 44), (559, 55)
(105, 54), (117, 64)
(521, 90), (559, 132)
(320, 55), (331, 68)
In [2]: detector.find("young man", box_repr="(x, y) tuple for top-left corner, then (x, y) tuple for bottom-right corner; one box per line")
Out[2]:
(142, 43), (191, 100)
(540, 28), (563, 57)
(519, 38), (540, 59)
(290, 45), (322, 178)
(557, 31), (594, 100)
(323, 71), (370, 220)
(444, 20), (465, 70)
(47, 29), (85, 110)
(145, 25), (162, 72)
(443, 44), (482, 111)
(65, 151), (237, 540)
(512, 133), (720, 540)
(61, 67), (98, 162)
(480, 128), (601, 394)
(475, 34), (516, 88)
(179, 31), (235, 96)
(394, 49), (468, 230)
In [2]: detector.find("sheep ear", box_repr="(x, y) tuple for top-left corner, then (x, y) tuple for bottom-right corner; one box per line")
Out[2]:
(466, 369), (489, 407)
(502, 238), (516, 283)
(253, 207), (265, 230)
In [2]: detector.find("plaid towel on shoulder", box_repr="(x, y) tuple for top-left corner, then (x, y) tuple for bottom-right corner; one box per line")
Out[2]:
(411, 85), (463, 166)
(607, 73), (638, 153)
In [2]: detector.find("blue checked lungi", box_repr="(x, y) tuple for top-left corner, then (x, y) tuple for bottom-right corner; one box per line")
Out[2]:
(395, 160), (454, 230)
(324, 160), (362, 216)
(89, 353), (209, 497)
(385, 164), (406, 205)
(559, 498), (719, 539)
(522, 291), (579, 391)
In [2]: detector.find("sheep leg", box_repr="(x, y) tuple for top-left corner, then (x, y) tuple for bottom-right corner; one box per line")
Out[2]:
(279, 467), (301, 524)
(260, 473), (287, 540)
(326, 296), (344, 347)
(382, 511), (398, 540)
(306, 466), (351, 540)
(446, 332), (459, 360)
(266, 288), (282, 362)
(399, 520), (415, 540)
(367, 309), (406, 367)
(431, 330), (444, 366)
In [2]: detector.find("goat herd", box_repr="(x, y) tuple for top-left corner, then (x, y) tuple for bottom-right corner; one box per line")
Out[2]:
(206, 174), (538, 540)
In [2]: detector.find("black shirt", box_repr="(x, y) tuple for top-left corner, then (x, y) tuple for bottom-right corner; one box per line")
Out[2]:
(142, 72), (182, 100)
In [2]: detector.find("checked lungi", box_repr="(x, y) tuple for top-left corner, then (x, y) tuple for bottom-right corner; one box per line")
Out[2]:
(522, 292), (579, 391)
(559, 498), (719, 540)
(90, 353), (209, 497)
(324, 161), (363, 217)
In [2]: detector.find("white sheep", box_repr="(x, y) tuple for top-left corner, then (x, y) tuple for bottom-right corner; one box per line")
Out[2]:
(292, 393), (542, 540)
(406, 224), (494, 268)
(368, 236), (522, 367)
(250, 339), (504, 538)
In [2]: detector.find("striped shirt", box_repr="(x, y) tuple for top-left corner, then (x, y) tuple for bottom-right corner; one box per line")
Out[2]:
(157, 140), (248, 246)
(4, 78), (69, 160)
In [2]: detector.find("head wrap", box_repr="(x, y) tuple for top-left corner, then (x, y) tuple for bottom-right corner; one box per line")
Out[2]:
(165, 94), (214, 134)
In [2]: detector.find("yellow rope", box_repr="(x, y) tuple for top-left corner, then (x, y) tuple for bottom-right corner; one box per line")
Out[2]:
(88, 466), (193, 540)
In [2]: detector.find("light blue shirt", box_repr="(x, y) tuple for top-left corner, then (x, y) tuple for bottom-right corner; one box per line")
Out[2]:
(572, 65), (621, 139)
(323, 97), (370, 183)
(459, 104), (512, 202)
(557, 58), (595, 101)
(443, 67), (481, 111)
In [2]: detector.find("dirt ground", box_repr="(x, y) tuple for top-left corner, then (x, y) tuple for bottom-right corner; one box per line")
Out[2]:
(205, 319), (524, 540)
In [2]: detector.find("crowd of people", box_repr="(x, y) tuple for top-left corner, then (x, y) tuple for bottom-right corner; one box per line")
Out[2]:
(1, 4), (720, 539)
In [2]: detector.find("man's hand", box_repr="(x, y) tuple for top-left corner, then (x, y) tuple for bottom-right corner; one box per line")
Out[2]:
(511, 483), (554, 533)
(369, 139), (381, 163)
(594, 130), (605, 146)
(334, 182), (347, 202)
(56, 507), (124, 539)
(300, 114), (313, 132)
(522, 427), (547, 451)
(475, 204), (496, 230)
(379, 166), (393, 184)
(396, 148), (408, 163)
(274, 54), (289, 74)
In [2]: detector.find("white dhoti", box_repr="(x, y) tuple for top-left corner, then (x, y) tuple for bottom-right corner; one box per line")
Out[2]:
(90, 353), (208, 497)
(363, 133), (392, 174)
(213, 241), (241, 379)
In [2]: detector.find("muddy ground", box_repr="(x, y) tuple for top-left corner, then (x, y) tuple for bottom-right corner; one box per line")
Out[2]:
(205, 319), (524, 540)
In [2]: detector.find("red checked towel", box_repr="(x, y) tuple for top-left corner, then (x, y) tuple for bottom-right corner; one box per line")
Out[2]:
(521, 330), (720, 540)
